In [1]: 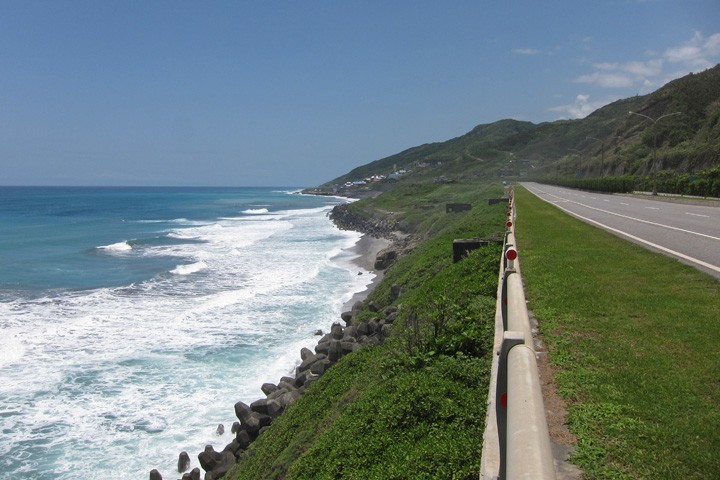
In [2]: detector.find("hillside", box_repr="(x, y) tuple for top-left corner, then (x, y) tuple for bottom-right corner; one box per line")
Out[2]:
(210, 65), (720, 480)
(221, 182), (507, 480)
(315, 64), (720, 193)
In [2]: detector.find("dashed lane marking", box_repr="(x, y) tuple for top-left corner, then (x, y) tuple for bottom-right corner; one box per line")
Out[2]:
(525, 186), (720, 274)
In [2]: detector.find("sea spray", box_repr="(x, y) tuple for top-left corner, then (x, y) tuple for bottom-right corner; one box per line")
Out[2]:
(0, 187), (371, 479)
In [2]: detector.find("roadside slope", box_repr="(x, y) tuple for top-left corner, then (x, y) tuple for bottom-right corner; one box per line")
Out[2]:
(224, 183), (506, 480)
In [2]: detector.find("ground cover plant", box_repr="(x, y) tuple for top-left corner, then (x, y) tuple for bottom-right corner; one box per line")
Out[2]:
(514, 186), (720, 479)
(227, 183), (506, 479)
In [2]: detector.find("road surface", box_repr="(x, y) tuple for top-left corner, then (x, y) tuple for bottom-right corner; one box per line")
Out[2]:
(521, 182), (720, 280)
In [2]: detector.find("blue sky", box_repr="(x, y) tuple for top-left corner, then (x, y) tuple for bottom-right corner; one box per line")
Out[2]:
(1, 1), (719, 186)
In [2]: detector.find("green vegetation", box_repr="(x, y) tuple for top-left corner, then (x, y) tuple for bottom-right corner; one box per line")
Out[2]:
(514, 186), (720, 478)
(344, 182), (506, 239)
(228, 183), (506, 479)
(224, 66), (720, 479)
(537, 166), (720, 197)
(320, 65), (719, 194)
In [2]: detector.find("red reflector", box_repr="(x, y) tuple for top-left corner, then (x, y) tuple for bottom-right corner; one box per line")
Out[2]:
(505, 248), (517, 261)
(500, 392), (507, 408)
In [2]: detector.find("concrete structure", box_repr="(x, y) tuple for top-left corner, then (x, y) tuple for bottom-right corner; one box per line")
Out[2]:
(481, 190), (556, 480)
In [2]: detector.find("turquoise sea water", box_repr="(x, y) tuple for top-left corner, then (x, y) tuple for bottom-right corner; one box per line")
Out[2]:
(0, 187), (371, 479)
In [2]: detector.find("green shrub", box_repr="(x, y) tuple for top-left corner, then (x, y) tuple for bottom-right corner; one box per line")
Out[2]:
(539, 170), (720, 197)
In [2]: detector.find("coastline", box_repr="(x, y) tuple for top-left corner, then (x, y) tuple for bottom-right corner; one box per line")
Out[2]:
(342, 234), (391, 311)
(165, 232), (399, 480)
(150, 201), (394, 479)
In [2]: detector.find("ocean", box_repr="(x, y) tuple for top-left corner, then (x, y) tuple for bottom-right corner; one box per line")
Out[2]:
(0, 187), (372, 479)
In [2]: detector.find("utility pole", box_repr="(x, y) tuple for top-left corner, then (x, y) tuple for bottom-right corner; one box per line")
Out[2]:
(628, 111), (681, 195)
(567, 148), (582, 178)
(587, 136), (623, 177)
(586, 137), (605, 177)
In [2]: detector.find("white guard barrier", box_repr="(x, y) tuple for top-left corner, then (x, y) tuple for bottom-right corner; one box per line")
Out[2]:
(481, 189), (556, 480)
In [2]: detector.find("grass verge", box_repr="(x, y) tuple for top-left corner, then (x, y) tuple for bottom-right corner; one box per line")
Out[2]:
(515, 186), (720, 479)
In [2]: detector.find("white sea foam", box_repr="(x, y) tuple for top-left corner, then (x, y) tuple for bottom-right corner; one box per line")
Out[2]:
(163, 218), (291, 249)
(170, 261), (208, 275)
(97, 241), (132, 252)
(0, 197), (369, 479)
(0, 331), (25, 367)
(241, 208), (270, 214)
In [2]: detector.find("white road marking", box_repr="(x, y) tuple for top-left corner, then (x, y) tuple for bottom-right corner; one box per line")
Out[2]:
(620, 202), (629, 206)
(526, 187), (720, 274)
(526, 186), (720, 242)
(645, 207), (660, 210)
(685, 212), (710, 218)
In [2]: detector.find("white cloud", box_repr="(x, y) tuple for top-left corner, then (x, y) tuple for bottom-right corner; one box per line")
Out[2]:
(548, 94), (618, 119)
(575, 59), (663, 89)
(512, 48), (544, 55)
(576, 71), (634, 88)
(623, 60), (663, 77)
(664, 45), (702, 65)
(664, 31), (720, 69)
(705, 33), (720, 55)
(573, 31), (720, 91)
(593, 62), (618, 70)
(547, 31), (719, 120)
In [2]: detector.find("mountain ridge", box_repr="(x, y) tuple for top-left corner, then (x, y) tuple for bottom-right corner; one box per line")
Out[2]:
(319, 64), (720, 189)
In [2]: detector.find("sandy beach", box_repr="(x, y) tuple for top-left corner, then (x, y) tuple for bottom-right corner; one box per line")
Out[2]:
(343, 234), (391, 310)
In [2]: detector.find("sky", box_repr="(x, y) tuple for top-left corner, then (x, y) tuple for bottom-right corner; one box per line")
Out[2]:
(1, 1), (719, 187)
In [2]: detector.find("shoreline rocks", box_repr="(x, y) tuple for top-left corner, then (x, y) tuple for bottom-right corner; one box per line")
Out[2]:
(328, 203), (398, 239)
(149, 205), (407, 480)
(329, 203), (418, 272)
(149, 299), (402, 480)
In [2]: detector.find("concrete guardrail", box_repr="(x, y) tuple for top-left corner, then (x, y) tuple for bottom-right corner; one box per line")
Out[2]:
(480, 189), (556, 480)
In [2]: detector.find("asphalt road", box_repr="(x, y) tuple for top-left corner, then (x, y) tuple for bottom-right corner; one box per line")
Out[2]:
(520, 182), (720, 280)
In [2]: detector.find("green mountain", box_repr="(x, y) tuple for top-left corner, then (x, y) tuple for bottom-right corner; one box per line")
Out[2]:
(220, 64), (720, 480)
(319, 64), (720, 190)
